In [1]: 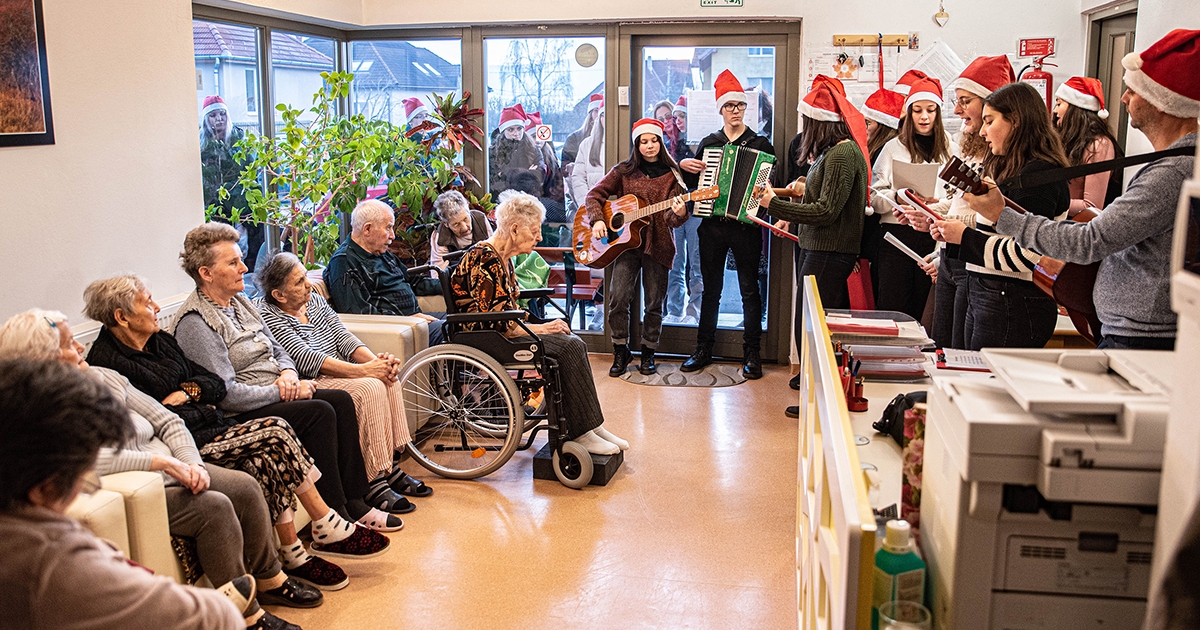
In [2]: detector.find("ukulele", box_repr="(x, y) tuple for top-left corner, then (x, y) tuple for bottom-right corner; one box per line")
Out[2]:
(939, 157), (1103, 344)
(572, 186), (719, 269)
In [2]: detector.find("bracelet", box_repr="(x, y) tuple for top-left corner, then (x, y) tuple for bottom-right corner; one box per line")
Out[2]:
(181, 382), (201, 402)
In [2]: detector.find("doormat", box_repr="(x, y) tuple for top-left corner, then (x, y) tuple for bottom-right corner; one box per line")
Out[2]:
(619, 362), (746, 387)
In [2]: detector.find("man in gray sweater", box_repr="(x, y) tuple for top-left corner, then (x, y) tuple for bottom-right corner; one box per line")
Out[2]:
(963, 29), (1199, 349)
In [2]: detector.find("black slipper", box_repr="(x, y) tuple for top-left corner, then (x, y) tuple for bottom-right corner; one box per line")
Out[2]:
(388, 471), (434, 498)
(364, 482), (415, 514)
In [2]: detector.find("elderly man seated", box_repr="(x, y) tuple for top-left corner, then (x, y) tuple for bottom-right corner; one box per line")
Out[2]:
(429, 190), (492, 270)
(323, 199), (446, 345)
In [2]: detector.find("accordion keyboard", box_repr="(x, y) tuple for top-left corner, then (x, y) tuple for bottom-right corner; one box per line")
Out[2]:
(693, 147), (723, 217)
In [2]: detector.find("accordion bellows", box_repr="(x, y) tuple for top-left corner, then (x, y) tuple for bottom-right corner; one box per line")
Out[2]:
(694, 144), (776, 224)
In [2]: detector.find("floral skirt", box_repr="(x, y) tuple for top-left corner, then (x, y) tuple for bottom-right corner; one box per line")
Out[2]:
(199, 417), (316, 523)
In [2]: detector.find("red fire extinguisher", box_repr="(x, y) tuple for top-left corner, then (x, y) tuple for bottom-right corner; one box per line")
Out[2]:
(1020, 55), (1057, 113)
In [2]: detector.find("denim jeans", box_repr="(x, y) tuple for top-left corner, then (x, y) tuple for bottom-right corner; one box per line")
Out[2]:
(1096, 334), (1176, 350)
(696, 218), (763, 350)
(931, 256), (969, 349)
(963, 273), (1058, 350)
(793, 248), (858, 356)
(666, 216), (703, 318)
(607, 248), (670, 348)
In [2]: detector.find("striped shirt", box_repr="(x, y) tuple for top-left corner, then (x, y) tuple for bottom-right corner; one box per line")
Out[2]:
(257, 294), (366, 379)
(91, 367), (204, 482)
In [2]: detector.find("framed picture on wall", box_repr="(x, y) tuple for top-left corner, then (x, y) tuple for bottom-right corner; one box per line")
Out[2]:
(0, 0), (54, 147)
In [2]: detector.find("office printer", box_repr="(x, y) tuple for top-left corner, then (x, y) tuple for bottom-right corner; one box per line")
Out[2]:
(920, 349), (1171, 630)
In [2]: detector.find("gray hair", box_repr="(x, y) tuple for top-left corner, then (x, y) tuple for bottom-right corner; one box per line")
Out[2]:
(494, 190), (545, 235)
(350, 199), (395, 234)
(0, 309), (68, 363)
(257, 252), (304, 306)
(83, 275), (148, 328)
(433, 190), (470, 223)
(180, 223), (241, 283)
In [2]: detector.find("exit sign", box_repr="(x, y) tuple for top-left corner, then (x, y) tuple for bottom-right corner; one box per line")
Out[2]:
(701, 0), (743, 6)
(1018, 37), (1056, 57)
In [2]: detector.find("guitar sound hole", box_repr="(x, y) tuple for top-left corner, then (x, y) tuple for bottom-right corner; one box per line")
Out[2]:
(609, 213), (625, 231)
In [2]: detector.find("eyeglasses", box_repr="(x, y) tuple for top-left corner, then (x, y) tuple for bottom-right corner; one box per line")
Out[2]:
(949, 95), (975, 108)
(721, 102), (747, 112)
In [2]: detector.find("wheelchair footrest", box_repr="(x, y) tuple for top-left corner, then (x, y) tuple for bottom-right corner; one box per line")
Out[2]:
(531, 442), (623, 486)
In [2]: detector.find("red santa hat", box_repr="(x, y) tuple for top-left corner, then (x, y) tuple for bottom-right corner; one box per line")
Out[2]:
(588, 93), (604, 112)
(798, 74), (847, 112)
(201, 95), (228, 118)
(862, 89), (905, 129)
(894, 69), (930, 96)
(498, 105), (528, 131)
(948, 55), (1016, 98)
(904, 77), (945, 112)
(714, 70), (747, 108)
(800, 80), (870, 183)
(673, 95), (687, 114)
(1121, 28), (1200, 119)
(1056, 76), (1109, 120)
(631, 117), (665, 142)
(402, 97), (429, 125)
(524, 111), (543, 131)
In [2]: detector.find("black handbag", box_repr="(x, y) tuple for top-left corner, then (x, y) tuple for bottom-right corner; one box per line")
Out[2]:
(873, 391), (926, 443)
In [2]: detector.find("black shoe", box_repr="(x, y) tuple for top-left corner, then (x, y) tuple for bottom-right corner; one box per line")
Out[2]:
(638, 348), (657, 375)
(785, 405), (799, 418)
(609, 344), (632, 377)
(680, 347), (712, 373)
(789, 372), (801, 391)
(257, 577), (324, 609)
(742, 347), (762, 380)
(248, 610), (302, 630)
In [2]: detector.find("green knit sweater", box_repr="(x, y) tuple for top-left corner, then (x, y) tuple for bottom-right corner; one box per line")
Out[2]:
(766, 140), (868, 255)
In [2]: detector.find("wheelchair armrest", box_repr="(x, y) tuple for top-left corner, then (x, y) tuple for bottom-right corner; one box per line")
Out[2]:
(517, 287), (554, 300)
(408, 264), (436, 276)
(443, 249), (468, 263)
(444, 310), (527, 324)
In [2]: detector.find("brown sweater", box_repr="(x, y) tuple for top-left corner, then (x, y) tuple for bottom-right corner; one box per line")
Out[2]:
(585, 166), (688, 269)
(0, 506), (241, 629)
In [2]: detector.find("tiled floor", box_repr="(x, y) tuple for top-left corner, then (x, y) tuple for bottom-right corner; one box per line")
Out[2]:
(271, 355), (799, 630)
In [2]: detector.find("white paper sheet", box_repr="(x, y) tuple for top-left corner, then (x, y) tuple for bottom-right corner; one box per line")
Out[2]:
(892, 161), (942, 198)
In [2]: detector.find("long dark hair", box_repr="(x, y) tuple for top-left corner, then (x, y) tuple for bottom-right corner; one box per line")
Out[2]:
(981, 83), (1070, 182)
(614, 133), (679, 176)
(897, 104), (951, 163)
(1057, 103), (1122, 167)
(867, 121), (900, 164)
(796, 115), (852, 165)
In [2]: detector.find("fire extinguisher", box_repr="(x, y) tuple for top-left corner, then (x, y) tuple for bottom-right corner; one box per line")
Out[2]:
(1019, 54), (1057, 113)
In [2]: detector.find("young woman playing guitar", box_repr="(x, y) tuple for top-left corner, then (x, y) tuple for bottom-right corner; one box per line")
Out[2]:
(585, 118), (688, 377)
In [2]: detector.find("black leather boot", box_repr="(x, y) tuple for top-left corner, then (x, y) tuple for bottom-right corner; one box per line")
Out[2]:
(638, 348), (657, 375)
(742, 346), (763, 380)
(680, 346), (713, 372)
(609, 344), (632, 377)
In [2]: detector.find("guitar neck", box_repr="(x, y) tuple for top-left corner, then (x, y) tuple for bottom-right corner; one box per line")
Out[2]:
(625, 191), (695, 221)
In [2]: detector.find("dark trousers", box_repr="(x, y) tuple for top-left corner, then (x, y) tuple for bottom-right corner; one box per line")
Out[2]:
(697, 218), (763, 350)
(793, 248), (858, 358)
(875, 223), (936, 321)
(963, 273), (1059, 350)
(514, 333), (604, 439)
(931, 256), (970, 349)
(1097, 334), (1176, 350)
(238, 389), (367, 511)
(608, 248), (670, 349)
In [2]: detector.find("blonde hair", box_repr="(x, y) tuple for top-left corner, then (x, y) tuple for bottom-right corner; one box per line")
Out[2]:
(0, 309), (68, 362)
(494, 190), (545, 235)
(180, 223), (240, 283)
(83, 275), (148, 328)
(350, 199), (395, 234)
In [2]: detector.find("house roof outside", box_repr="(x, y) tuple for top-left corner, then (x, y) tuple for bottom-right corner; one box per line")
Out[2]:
(348, 40), (461, 92)
(193, 20), (333, 69)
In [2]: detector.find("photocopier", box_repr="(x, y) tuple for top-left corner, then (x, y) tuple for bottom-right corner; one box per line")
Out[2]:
(920, 348), (1172, 630)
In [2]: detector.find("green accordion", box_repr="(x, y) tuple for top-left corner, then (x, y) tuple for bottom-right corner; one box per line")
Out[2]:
(693, 144), (776, 223)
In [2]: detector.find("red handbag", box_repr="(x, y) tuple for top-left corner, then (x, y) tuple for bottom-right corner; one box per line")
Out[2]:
(846, 258), (875, 310)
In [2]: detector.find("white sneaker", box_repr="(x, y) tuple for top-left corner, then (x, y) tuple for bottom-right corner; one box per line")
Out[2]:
(594, 426), (629, 451)
(574, 430), (620, 455)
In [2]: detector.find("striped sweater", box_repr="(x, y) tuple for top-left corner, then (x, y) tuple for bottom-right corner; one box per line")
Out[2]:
(257, 294), (366, 380)
(91, 367), (204, 481)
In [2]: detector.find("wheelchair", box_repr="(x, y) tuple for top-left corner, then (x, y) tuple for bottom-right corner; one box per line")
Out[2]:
(396, 260), (597, 489)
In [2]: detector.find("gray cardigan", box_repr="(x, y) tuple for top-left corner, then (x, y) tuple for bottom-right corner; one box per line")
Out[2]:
(995, 132), (1195, 338)
(91, 367), (204, 481)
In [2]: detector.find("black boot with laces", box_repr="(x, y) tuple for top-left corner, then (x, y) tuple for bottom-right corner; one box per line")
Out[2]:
(609, 344), (633, 377)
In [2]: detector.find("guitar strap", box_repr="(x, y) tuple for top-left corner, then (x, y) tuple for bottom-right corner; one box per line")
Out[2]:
(1006, 146), (1194, 190)
(670, 166), (689, 193)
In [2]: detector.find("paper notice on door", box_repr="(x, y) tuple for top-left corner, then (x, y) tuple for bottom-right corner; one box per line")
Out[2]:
(892, 161), (942, 199)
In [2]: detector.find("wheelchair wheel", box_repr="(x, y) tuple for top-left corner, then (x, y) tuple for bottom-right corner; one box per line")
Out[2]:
(399, 344), (523, 479)
(552, 441), (594, 489)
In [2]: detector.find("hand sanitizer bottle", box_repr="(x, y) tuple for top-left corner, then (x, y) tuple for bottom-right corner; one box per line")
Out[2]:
(872, 519), (926, 629)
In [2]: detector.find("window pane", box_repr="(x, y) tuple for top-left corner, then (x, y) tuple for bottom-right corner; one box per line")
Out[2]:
(349, 39), (462, 126)
(270, 31), (336, 129)
(193, 20), (260, 136)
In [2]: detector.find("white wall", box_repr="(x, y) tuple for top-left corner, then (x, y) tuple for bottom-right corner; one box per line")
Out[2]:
(1124, 0), (1200, 157)
(0, 0), (202, 321)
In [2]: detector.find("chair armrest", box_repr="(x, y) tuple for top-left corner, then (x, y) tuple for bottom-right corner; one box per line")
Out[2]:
(417, 294), (447, 314)
(338, 314), (429, 353)
(517, 288), (554, 299)
(345, 321), (416, 363)
(66, 488), (131, 557)
(100, 471), (183, 583)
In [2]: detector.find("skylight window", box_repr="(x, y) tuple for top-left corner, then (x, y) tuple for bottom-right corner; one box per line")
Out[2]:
(411, 61), (430, 76)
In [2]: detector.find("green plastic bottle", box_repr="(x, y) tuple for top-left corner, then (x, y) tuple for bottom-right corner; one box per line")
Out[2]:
(871, 520), (926, 630)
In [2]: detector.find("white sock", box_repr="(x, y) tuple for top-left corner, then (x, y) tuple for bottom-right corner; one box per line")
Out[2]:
(312, 509), (355, 544)
(280, 540), (311, 570)
(575, 430), (619, 455)
(594, 426), (629, 451)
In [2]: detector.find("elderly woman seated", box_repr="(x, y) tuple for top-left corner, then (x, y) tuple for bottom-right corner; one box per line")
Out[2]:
(256, 252), (434, 510)
(0, 309), (346, 630)
(0, 358), (247, 630)
(429, 189), (493, 270)
(82, 275), (386, 592)
(449, 190), (628, 456)
(168, 223), (409, 532)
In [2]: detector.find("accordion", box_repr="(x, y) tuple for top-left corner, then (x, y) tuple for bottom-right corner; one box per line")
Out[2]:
(693, 144), (776, 223)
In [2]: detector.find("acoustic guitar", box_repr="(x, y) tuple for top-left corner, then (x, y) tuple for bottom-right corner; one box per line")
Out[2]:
(572, 186), (719, 269)
(939, 157), (1103, 344)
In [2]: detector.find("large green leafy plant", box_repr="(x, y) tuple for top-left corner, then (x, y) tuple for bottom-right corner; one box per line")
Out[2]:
(209, 71), (484, 266)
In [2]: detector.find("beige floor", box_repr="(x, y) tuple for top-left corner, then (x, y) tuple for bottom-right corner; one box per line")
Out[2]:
(272, 356), (799, 630)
